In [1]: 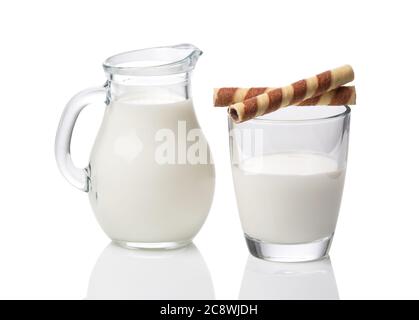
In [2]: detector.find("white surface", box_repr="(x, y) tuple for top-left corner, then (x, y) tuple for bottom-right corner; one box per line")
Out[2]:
(86, 243), (214, 300)
(0, 0), (418, 300)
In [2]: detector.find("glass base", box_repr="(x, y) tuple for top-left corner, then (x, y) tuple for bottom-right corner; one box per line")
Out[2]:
(245, 234), (333, 262)
(113, 239), (191, 250)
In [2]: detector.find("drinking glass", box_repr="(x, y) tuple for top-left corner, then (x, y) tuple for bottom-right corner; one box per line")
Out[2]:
(229, 106), (350, 262)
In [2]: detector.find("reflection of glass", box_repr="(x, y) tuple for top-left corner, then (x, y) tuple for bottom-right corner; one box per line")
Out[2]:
(239, 255), (339, 300)
(86, 243), (214, 300)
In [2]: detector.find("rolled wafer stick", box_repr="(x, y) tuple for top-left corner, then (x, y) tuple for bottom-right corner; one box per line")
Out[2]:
(228, 65), (354, 123)
(214, 87), (273, 106)
(214, 86), (356, 106)
(297, 86), (356, 106)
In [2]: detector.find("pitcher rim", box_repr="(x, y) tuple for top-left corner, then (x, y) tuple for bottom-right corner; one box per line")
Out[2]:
(103, 44), (202, 77)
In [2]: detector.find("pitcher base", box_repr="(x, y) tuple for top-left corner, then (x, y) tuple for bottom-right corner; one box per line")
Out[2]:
(113, 239), (191, 250)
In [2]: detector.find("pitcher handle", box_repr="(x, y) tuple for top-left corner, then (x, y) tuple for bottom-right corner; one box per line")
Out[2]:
(55, 86), (107, 192)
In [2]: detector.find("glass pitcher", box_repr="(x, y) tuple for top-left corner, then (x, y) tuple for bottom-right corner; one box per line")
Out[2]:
(55, 44), (215, 249)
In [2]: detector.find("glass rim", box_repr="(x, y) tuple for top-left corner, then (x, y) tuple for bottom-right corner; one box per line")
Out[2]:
(102, 44), (202, 77)
(242, 105), (351, 124)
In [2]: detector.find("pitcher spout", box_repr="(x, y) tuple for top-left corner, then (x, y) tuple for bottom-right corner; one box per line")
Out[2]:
(171, 43), (202, 69)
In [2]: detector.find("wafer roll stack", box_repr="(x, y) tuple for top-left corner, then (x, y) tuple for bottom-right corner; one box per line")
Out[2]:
(227, 65), (355, 123)
(214, 86), (356, 107)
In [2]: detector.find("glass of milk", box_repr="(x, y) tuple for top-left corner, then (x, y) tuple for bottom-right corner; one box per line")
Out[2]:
(229, 106), (350, 262)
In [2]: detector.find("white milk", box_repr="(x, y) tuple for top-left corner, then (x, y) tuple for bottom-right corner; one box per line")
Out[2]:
(88, 97), (215, 244)
(232, 153), (345, 244)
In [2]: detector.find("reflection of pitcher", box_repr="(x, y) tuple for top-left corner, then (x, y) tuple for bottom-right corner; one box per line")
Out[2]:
(86, 243), (215, 300)
(240, 255), (339, 300)
(55, 45), (215, 249)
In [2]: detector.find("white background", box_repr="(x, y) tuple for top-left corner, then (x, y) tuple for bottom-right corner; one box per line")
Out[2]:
(0, 0), (418, 300)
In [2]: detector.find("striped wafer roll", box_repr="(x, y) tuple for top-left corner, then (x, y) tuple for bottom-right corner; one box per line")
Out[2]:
(214, 86), (356, 107)
(297, 86), (356, 106)
(228, 65), (354, 123)
(214, 87), (273, 106)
